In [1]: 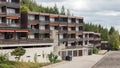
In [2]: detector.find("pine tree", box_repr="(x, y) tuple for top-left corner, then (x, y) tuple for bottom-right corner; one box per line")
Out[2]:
(67, 9), (71, 16)
(60, 5), (65, 15)
(53, 4), (59, 14)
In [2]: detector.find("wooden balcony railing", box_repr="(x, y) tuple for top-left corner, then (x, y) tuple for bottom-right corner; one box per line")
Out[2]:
(0, 39), (53, 45)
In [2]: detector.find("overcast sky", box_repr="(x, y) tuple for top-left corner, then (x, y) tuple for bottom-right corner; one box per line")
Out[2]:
(35, 0), (120, 32)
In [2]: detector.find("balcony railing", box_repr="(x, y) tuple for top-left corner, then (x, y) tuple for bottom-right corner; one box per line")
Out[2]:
(76, 23), (83, 26)
(0, 23), (20, 28)
(7, 13), (20, 17)
(67, 38), (76, 41)
(0, 12), (6, 15)
(6, 2), (20, 8)
(66, 46), (82, 49)
(39, 30), (50, 33)
(0, 1), (6, 6)
(0, 39), (53, 45)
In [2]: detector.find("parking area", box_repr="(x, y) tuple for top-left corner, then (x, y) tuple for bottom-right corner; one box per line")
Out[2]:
(42, 54), (104, 68)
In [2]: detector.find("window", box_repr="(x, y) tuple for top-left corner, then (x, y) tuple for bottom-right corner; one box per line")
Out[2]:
(28, 15), (35, 20)
(50, 18), (55, 22)
(7, 19), (15, 24)
(7, 0), (12, 3)
(7, 8), (15, 14)
(39, 16), (45, 21)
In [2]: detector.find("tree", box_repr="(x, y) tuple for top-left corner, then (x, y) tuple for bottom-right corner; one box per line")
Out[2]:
(93, 47), (99, 54)
(60, 5), (65, 15)
(109, 31), (120, 50)
(53, 4), (59, 14)
(67, 9), (71, 16)
(20, 5), (29, 12)
(109, 26), (115, 35)
(11, 47), (26, 61)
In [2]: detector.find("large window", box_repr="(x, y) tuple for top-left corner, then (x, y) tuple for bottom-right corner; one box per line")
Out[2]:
(7, 19), (15, 24)
(28, 15), (35, 20)
(7, 8), (15, 14)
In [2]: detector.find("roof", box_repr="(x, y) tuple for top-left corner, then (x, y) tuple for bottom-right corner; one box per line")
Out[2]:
(83, 31), (101, 35)
(26, 11), (83, 19)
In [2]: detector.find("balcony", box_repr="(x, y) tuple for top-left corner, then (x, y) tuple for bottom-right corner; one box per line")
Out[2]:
(6, 2), (20, 8)
(59, 30), (68, 34)
(7, 13), (20, 17)
(29, 29), (39, 33)
(67, 38), (76, 41)
(76, 23), (83, 26)
(0, 23), (20, 28)
(0, 39), (53, 45)
(67, 31), (76, 34)
(59, 21), (68, 25)
(0, 12), (6, 16)
(39, 30), (51, 33)
(0, 1), (6, 6)
(28, 20), (39, 25)
(66, 46), (82, 49)
(40, 20), (50, 25)
(76, 38), (83, 41)
(60, 38), (68, 42)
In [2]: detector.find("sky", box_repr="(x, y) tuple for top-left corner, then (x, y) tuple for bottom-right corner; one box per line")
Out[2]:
(35, 0), (120, 32)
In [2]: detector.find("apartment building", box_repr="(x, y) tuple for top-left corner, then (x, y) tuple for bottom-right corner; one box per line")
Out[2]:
(0, 0), (55, 62)
(0, 0), (29, 41)
(21, 12), (85, 59)
(83, 32), (101, 48)
(21, 12), (84, 47)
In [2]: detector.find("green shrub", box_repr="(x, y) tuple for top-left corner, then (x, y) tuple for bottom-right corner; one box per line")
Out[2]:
(0, 53), (9, 63)
(93, 47), (99, 54)
(48, 52), (58, 63)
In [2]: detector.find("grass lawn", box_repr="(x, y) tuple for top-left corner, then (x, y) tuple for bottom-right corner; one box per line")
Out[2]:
(0, 60), (62, 68)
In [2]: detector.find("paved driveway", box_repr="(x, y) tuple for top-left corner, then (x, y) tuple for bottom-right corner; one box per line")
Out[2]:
(92, 51), (120, 68)
(42, 54), (104, 68)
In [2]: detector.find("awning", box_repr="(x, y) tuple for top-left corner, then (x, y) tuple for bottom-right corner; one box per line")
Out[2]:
(49, 24), (59, 26)
(6, 16), (19, 19)
(50, 15), (58, 18)
(15, 30), (29, 32)
(0, 30), (14, 32)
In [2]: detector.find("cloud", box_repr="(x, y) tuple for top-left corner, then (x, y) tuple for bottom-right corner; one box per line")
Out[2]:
(96, 11), (120, 16)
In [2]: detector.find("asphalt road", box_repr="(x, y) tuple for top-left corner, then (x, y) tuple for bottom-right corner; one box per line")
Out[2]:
(92, 51), (120, 68)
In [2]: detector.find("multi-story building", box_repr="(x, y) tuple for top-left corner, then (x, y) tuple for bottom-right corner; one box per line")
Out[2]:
(0, 0), (28, 40)
(0, 1), (54, 62)
(21, 12), (84, 47)
(83, 32), (101, 48)
(21, 12), (85, 59)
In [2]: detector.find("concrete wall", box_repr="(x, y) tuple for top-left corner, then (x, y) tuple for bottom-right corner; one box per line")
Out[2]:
(0, 46), (53, 62)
